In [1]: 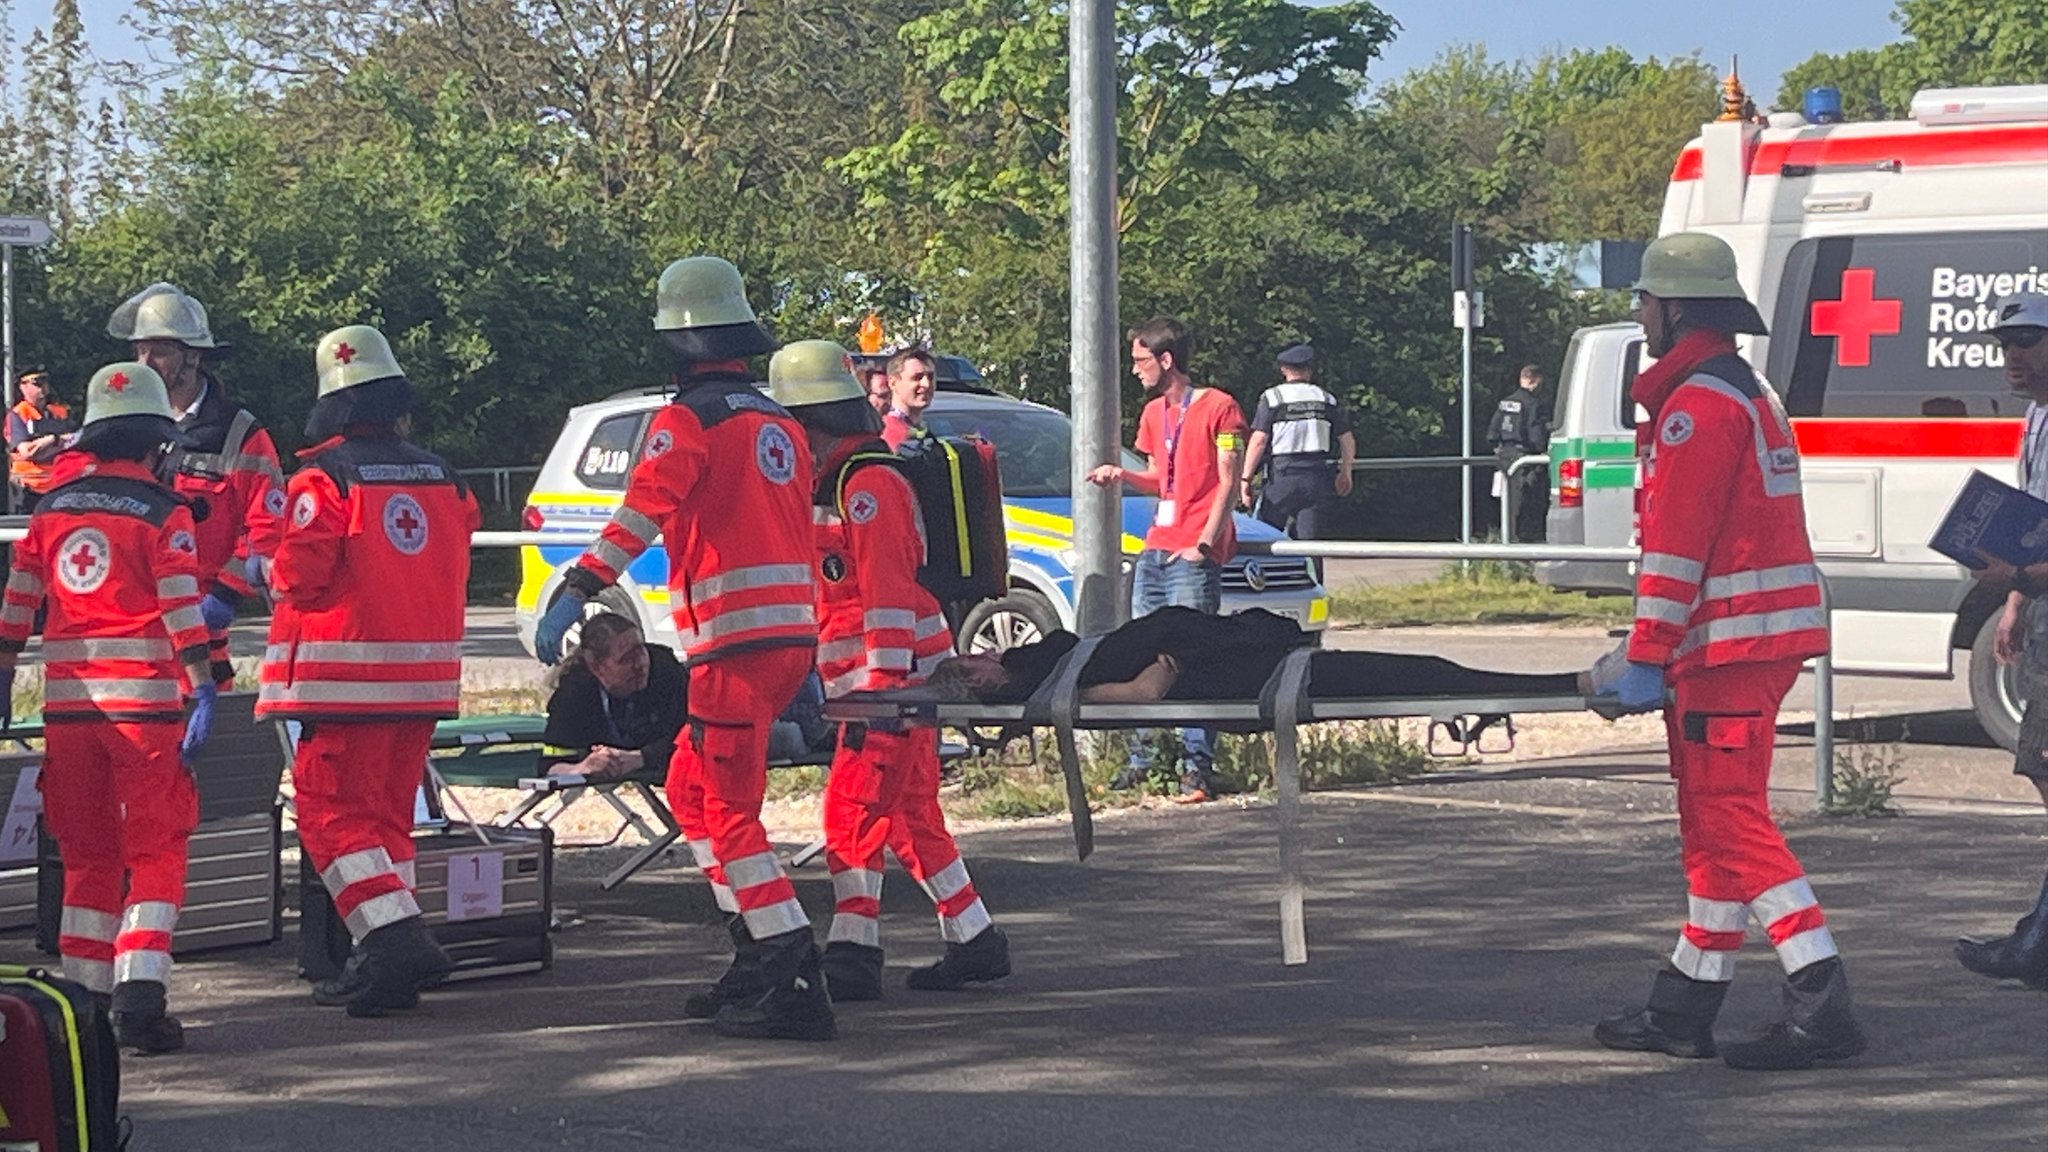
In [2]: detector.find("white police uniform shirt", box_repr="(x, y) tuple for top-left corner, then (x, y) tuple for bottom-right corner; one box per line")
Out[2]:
(1252, 382), (1348, 465)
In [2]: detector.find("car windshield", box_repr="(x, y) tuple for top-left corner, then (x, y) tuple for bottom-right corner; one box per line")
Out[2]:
(923, 404), (1143, 498)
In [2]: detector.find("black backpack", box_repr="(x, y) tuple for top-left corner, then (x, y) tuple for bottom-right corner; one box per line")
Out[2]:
(835, 434), (1009, 607)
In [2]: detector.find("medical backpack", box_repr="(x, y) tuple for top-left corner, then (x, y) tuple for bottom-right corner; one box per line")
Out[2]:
(836, 434), (1009, 607)
(0, 966), (126, 1151)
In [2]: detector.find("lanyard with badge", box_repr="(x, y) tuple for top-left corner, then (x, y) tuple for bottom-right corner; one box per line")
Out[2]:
(2029, 405), (2048, 497)
(1157, 390), (1194, 528)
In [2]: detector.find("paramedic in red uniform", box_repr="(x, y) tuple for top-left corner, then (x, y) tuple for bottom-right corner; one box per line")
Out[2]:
(532, 256), (834, 1042)
(258, 325), (479, 1017)
(0, 362), (216, 1054)
(1586, 233), (1866, 1071)
(110, 283), (285, 689)
(765, 340), (1011, 1001)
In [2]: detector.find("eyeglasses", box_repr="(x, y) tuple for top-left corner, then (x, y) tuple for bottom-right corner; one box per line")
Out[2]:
(2001, 328), (2048, 351)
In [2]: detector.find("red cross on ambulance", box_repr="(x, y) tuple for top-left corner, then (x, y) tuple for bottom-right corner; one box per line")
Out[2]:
(1809, 268), (1903, 368)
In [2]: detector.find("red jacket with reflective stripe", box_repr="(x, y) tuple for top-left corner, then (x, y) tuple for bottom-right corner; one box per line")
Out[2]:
(258, 435), (478, 720)
(1628, 353), (1828, 674)
(0, 456), (209, 722)
(813, 450), (953, 697)
(567, 376), (818, 664)
(170, 385), (284, 606)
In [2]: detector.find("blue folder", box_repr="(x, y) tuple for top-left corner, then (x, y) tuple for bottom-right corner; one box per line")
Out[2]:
(1930, 471), (2048, 569)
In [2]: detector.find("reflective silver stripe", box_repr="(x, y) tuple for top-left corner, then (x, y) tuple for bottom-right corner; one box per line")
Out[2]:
(611, 507), (661, 547)
(264, 643), (289, 663)
(687, 838), (719, 871)
(291, 641), (465, 664)
(6, 570), (44, 598)
(864, 608), (917, 632)
(676, 604), (816, 649)
(41, 638), (173, 663)
(822, 669), (864, 699)
(321, 847), (395, 892)
(1639, 552), (1704, 585)
(1698, 607), (1827, 647)
(162, 605), (204, 635)
(0, 603), (34, 628)
(711, 883), (739, 914)
(813, 506), (841, 525)
(1701, 564), (1819, 602)
(343, 888), (421, 939)
(1748, 878), (1818, 928)
(1681, 373), (1804, 499)
(1635, 596), (1692, 627)
(1774, 925), (1838, 973)
(114, 949), (173, 984)
(1688, 895), (1748, 934)
(394, 859), (417, 889)
(61, 906), (119, 943)
(919, 857), (973, 904)
(816, 636), (866, 665)
(260, 680), (457, 706)
(121, 900), (179, 935)
(587, 537), (637, 577)
(915, 614), (949, 641)
(828, 914), (881, 948)
(157, 575), (200, 601)
(695, 563), (813, 602)
(45, 678), (183, 705)
(867, 647), (913, 672)
(62, 957), (114, 994)
(940, 900), (993, 944)
(741, 898), (811, 940)
(833, 868), (884, 902)
(723, 851), (788, 893)
(1671, 937), (1735, 983)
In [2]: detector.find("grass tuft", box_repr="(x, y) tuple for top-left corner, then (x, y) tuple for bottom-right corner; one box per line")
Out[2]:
(1327, 561), (1628, 628)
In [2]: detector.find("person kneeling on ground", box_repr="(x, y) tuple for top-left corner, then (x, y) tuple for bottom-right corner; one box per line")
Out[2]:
(542, 613), (831, 781)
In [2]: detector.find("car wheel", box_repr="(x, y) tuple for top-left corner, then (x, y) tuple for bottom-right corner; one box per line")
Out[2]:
(957, 589), (1060, 655)
(1969, 610), (2023, 753)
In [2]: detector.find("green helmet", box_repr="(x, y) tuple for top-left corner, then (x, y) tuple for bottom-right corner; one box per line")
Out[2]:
(653, 256), (777, 362)
(315, 325), (405, 396)
(81, 362), (175, 426)
(766, 340), (865, 409)
(1632, 233), (1767, 335)
(108, 282), (217, 348)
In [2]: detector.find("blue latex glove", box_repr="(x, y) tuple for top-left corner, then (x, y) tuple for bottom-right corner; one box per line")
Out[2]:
(182, 681), (217, 765)
(534, 592), (587, 666)
(199, 593), (237, 633)
(244, 554), (267, 589)
(1613, 662), (1667, 711)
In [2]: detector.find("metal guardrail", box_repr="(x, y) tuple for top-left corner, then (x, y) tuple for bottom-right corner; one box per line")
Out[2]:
(456, 465), (541, 509)
(1237, 539), (1839, 808)
(1497, 453), (1547, 542)
(1343, 454), (1499, 472)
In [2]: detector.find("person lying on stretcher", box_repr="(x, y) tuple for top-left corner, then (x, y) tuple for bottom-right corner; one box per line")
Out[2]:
(923, 607), (1586, 705)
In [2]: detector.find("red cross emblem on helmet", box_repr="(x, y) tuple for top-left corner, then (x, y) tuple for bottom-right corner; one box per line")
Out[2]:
(334, 342), (357, 365)
(107, 372), (129, 393)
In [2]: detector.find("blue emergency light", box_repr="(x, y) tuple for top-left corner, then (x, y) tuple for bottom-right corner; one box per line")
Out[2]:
(1804, 86), (1845, 124)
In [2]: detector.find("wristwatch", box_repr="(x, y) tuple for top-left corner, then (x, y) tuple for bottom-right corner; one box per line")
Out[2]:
(1196, 541), (1214, 558)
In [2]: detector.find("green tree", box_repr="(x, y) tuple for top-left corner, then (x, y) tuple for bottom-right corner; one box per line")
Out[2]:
(1777, 0), (2048, 117)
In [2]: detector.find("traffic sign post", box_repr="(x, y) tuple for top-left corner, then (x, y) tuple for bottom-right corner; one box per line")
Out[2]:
(2, 215), (56, 516)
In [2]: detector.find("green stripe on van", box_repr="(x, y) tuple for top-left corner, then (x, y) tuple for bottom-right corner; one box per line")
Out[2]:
(1553, 436), (1637, 490)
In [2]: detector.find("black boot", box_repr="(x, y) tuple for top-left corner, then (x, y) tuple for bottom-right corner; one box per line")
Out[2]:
(1593, 965), (1725, 1059)
(906, 927), (1012, 991)
(1956, 874), (2048, 987)
(1720, 957), (1868, 1071)
(346, 918), (455, 1019)
(313, 942), (422, 1010)
(684, 915), (770, 1019)
(111, 980), (184, 1055)
(711, 929), (838, 1042)
(821, 941), (886, 1002)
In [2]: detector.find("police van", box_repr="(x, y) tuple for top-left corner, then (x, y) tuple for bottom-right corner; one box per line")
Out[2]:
(1539, 83), (2048, 747)
(514, 384), (1330, 659)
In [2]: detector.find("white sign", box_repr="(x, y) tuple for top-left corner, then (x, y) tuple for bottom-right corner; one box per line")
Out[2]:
(0, 216), (53, 248)
(1, 764), (42, 865)
(1453, 289), (1486, 330)
(444, 851), (504, 921)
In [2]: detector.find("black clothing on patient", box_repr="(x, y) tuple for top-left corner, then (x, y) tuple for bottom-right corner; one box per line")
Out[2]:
(990, 607), (1579, 702)
(541, 644), (690, 775)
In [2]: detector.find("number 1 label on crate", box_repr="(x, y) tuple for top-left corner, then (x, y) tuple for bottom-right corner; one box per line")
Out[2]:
(445, 851), (504, 921)
(1, 764), (41, 866)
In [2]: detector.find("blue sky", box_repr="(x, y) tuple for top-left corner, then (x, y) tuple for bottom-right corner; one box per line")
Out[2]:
(53, 0), (1903, 104)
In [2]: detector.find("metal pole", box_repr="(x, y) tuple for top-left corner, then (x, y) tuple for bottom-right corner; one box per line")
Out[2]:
(1814, 576), (1835, 808)
(3, 245), (13, 518)
(1459, 308), (1473, 547)
(1068, 0), (1122, 637)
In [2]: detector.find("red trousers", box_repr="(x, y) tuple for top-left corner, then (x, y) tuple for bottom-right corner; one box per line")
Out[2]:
(294, 720), (434, 940)
(823, 725), (990, 948)
(666, 647), (812, 940)
(43, 722), (196, 993)
(1666, 660), (1838, 982)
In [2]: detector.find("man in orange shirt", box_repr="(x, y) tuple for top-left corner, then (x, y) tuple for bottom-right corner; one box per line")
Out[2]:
(7, 367), (78, 512)
(1087, 316), (1247, 802)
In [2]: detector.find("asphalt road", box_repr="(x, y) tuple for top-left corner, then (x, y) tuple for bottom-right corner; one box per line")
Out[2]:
(106, 767), (2048, 1152)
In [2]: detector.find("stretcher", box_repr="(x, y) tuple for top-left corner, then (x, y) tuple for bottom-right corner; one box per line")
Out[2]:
(825, 639), (1597, 965)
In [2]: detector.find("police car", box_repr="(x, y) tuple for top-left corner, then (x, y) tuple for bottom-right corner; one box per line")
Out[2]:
(514, 388), (1331, 658)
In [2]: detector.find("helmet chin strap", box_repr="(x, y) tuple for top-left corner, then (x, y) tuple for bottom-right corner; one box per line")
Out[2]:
(1646, 300), (1678, 360)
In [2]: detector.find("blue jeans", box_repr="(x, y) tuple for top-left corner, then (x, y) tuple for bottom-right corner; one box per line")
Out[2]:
(1128, 549), (1223, 774)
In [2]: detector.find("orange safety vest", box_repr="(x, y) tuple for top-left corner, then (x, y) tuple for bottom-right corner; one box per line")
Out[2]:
(0, 456), (209, 722)
(8, 400), (77, 493)
(257, 435), (479, 720)
(567, 375), (818, 664)
(812, 449), (952, 698)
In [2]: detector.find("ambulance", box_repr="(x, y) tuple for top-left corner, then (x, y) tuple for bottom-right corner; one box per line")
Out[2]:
(1538, 83), (2048, 748)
